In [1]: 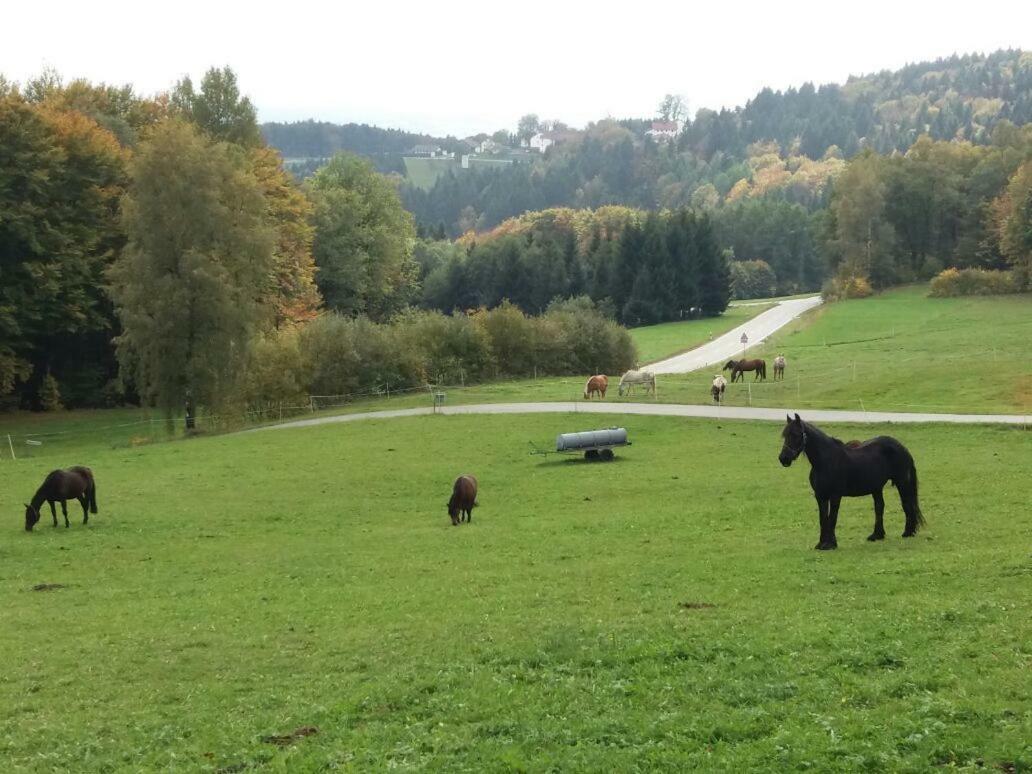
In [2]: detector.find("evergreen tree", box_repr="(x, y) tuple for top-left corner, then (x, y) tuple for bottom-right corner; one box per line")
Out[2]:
(695, 216), (732, 315)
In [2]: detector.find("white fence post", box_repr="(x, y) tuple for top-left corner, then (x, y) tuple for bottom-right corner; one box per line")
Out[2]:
(7, 434), (16, 460)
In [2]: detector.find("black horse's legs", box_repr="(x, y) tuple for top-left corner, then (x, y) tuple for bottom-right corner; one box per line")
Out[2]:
(868, 490), (886, 541)
(49, 500), (58, 527)
(79, 495), (89, 525)
(60, 500), (69, 528)
(815, 497), (834, 550)
(825, 497), (841, 549)
(901, 486), (919, 537)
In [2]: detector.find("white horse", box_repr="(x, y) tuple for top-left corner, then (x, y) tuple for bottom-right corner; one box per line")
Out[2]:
(618, 369), (656, 397)
(711, 374), (727, 403)
(773, 354), (786, 380)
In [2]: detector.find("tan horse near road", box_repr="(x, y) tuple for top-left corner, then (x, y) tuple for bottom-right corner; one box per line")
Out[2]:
(583, 374), (608, 400)
(773, 355), (786, 380)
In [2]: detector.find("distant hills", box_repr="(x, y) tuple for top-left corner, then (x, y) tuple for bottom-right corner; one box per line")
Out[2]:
(262, 49), (1032, 234)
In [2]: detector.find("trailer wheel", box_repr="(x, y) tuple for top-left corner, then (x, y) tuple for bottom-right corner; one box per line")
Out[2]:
(584, 450), (600, 461)
(600, 449), (614, 461)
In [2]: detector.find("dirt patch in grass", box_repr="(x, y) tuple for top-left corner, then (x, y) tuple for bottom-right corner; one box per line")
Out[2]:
(260, 725), (319, 746)
(31, 583), (68, 592)
(678, 601), (716, 610)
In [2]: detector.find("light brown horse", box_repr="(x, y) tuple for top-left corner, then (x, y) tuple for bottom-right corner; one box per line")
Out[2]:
(723, 358), (766, 383)
(447, 475), (478, 526)
(583, 374), (608, 400)
(773, 355), (786, 380)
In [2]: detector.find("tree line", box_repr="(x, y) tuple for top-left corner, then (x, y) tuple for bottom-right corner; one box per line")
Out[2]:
(415, 207), (731, 325)
(1, 67), (642, 417)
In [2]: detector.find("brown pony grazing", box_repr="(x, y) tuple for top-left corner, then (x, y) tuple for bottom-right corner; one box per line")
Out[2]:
(25, 466), (98, 531)
(447, 475), (478, 526)
(723, 358), (766, 382)
(583, 374), (608, 400)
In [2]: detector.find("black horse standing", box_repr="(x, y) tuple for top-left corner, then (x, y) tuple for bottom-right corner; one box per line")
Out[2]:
(25, 467), (98, 531)
(778, 414), (924, 549)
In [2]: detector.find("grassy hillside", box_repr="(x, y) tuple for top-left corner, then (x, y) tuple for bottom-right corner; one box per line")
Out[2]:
(403, 156), (459, 190)
(724, 286), (1032, 414)
(1, 413), (1029, 770)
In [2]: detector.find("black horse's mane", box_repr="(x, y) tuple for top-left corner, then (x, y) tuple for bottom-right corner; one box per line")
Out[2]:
(800, 420), (845, 450)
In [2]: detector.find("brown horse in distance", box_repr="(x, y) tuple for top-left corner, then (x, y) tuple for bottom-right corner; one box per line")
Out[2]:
(447, 475), (478, 526)
(723, 359), (767, 382)
(25, 466), (98, 531)
(583, 374), (608, 400)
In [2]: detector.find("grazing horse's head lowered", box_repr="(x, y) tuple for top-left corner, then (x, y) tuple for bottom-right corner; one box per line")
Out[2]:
(24, 503), (41, 531)
(779, 414), (807, 467)
(722, 360), (736, 372)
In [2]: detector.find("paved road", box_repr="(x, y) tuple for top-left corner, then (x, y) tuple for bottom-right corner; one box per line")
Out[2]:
(648, 295), (823, 374)
(257, 401), (1028, 432)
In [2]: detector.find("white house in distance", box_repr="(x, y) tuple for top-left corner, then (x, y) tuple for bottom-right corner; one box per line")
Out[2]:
(646, 120), (681, 142)
(527, 132), (554, 152)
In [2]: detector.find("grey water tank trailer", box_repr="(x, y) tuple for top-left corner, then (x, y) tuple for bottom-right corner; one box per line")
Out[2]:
(554, 427), (630, 460)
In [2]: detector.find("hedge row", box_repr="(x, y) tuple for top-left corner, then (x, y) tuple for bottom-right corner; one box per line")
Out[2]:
(243, 299), (637, 408)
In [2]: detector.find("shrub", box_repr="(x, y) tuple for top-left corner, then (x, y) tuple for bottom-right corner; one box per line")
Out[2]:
(477, 302), (538, 377)
(822, 274), (873, 301)
(730, 260), (778, 299)
(397, 310), (495, 384)
(929, 267), (1019, 297)
(242, 328), (309, 409)
(39, 373), (63, 412)
(300, 314), (423, 398)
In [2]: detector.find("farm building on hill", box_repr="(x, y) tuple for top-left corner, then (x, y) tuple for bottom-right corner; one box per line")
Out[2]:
(407, 144), (452, 158)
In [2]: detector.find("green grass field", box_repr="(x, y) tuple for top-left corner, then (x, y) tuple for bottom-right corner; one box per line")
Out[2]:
(629, 304), (774, 364)
(1, 413), (1030, 770)
(402, 157), (459, 190)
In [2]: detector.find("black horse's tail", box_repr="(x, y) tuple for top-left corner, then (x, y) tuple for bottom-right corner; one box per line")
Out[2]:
(895, 450), (924, 532)
(86, 471), (98, 514)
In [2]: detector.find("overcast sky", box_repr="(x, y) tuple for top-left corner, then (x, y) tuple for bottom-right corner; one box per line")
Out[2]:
(4, 1), (1030, 137)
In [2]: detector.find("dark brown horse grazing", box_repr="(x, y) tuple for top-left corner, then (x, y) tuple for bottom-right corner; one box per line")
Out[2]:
(447, 474), (478, 526)
(723, 358), (766, 382)
(779, 414), (924, 550)
(25, 467), (98, 531)
(583, 374), (608, 400)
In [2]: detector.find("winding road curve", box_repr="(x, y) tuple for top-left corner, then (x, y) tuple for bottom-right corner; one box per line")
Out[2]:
(648, 295), (823, 374)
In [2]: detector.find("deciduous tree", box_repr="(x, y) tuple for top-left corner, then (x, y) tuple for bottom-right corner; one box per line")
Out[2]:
(308, 153), (418, 320)
(110, 120), (275, 421)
